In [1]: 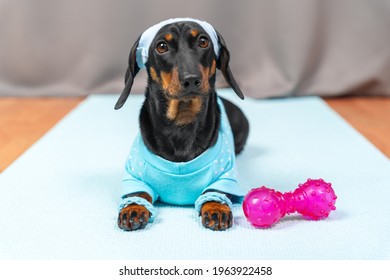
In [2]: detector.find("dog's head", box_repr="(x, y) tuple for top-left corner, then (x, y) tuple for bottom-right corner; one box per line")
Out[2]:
(115, 18), (243, 110)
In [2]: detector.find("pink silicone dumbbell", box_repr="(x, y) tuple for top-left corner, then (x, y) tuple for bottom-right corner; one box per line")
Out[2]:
(243, 178), (337, 228)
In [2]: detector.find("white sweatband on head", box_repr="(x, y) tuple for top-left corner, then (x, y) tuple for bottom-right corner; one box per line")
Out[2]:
(136, 18), (220, 69)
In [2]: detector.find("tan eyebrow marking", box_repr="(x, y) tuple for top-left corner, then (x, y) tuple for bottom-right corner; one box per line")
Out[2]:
(190, 29), (199, 37)
(164, 33), (173, 41)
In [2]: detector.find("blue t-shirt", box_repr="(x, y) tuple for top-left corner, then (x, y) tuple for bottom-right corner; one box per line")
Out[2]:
(120, 97), (245, 205)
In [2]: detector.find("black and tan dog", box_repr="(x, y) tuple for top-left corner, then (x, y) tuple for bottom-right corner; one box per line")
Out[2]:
(115, 18), (249, 231)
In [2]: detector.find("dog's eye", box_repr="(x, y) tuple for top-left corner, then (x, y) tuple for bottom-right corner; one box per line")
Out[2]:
(198, 36), (209, 48)
(156, 41), (169, 54)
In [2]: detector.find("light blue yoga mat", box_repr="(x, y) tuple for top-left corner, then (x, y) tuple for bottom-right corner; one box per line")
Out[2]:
(0, 89), (389, 259)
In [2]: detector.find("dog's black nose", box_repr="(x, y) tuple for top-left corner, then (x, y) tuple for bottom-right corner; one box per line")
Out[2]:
(182, 74), (201, 91)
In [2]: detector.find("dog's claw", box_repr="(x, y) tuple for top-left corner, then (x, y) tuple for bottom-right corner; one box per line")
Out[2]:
(131, 221), (141, 230)
(139, 212), (145, 223)
(228, 212), (233, 228)
(200, 201), (233, 231)
(203, 212), (210, 226)
(118, 204), (150, 231)
(220, 212), (227, 227)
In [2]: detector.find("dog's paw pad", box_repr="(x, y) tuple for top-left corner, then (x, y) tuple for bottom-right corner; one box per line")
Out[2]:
(200, 201), (233, 231)
(118, 204), (150, 231)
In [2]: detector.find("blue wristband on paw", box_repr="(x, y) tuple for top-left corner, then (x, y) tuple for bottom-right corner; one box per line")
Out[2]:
(119, 196), (158, 223)
(194, 192), (233, 214)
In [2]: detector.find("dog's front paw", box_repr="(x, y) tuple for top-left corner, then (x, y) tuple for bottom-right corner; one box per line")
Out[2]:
(200, 201), (233, 231)
(118, 204), (150, 231)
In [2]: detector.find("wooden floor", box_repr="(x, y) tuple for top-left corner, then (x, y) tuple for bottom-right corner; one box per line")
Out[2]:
(0, 95), (389, 172)
(0, 97), (84, 172)
(325, 96), (390, 157)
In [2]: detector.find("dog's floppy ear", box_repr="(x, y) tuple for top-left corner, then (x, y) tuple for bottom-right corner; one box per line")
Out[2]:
(114, 36), (141, 110)
(216, 31), (244, 99)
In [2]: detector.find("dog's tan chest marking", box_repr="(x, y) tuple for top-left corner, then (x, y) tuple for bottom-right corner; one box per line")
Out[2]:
(166, 96), (203, 125)
(166, 99), (179, 120)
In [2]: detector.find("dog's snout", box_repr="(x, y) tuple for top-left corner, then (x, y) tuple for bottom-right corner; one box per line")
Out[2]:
(182, 74), (201, 91)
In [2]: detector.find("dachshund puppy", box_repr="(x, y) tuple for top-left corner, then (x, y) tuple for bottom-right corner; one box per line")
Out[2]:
(115, 18), (249, 231)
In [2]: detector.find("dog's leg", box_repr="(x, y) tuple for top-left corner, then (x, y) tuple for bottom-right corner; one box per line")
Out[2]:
(118, 192), (152, 231)
(220, 97), (249, 155)
(200, 201), (233, 231)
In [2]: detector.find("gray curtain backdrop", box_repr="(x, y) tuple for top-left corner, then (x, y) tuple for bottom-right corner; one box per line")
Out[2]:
(1, 0), (389, 98)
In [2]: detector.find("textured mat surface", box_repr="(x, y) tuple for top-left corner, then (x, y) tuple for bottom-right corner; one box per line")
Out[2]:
(1, 90), (389, 259)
